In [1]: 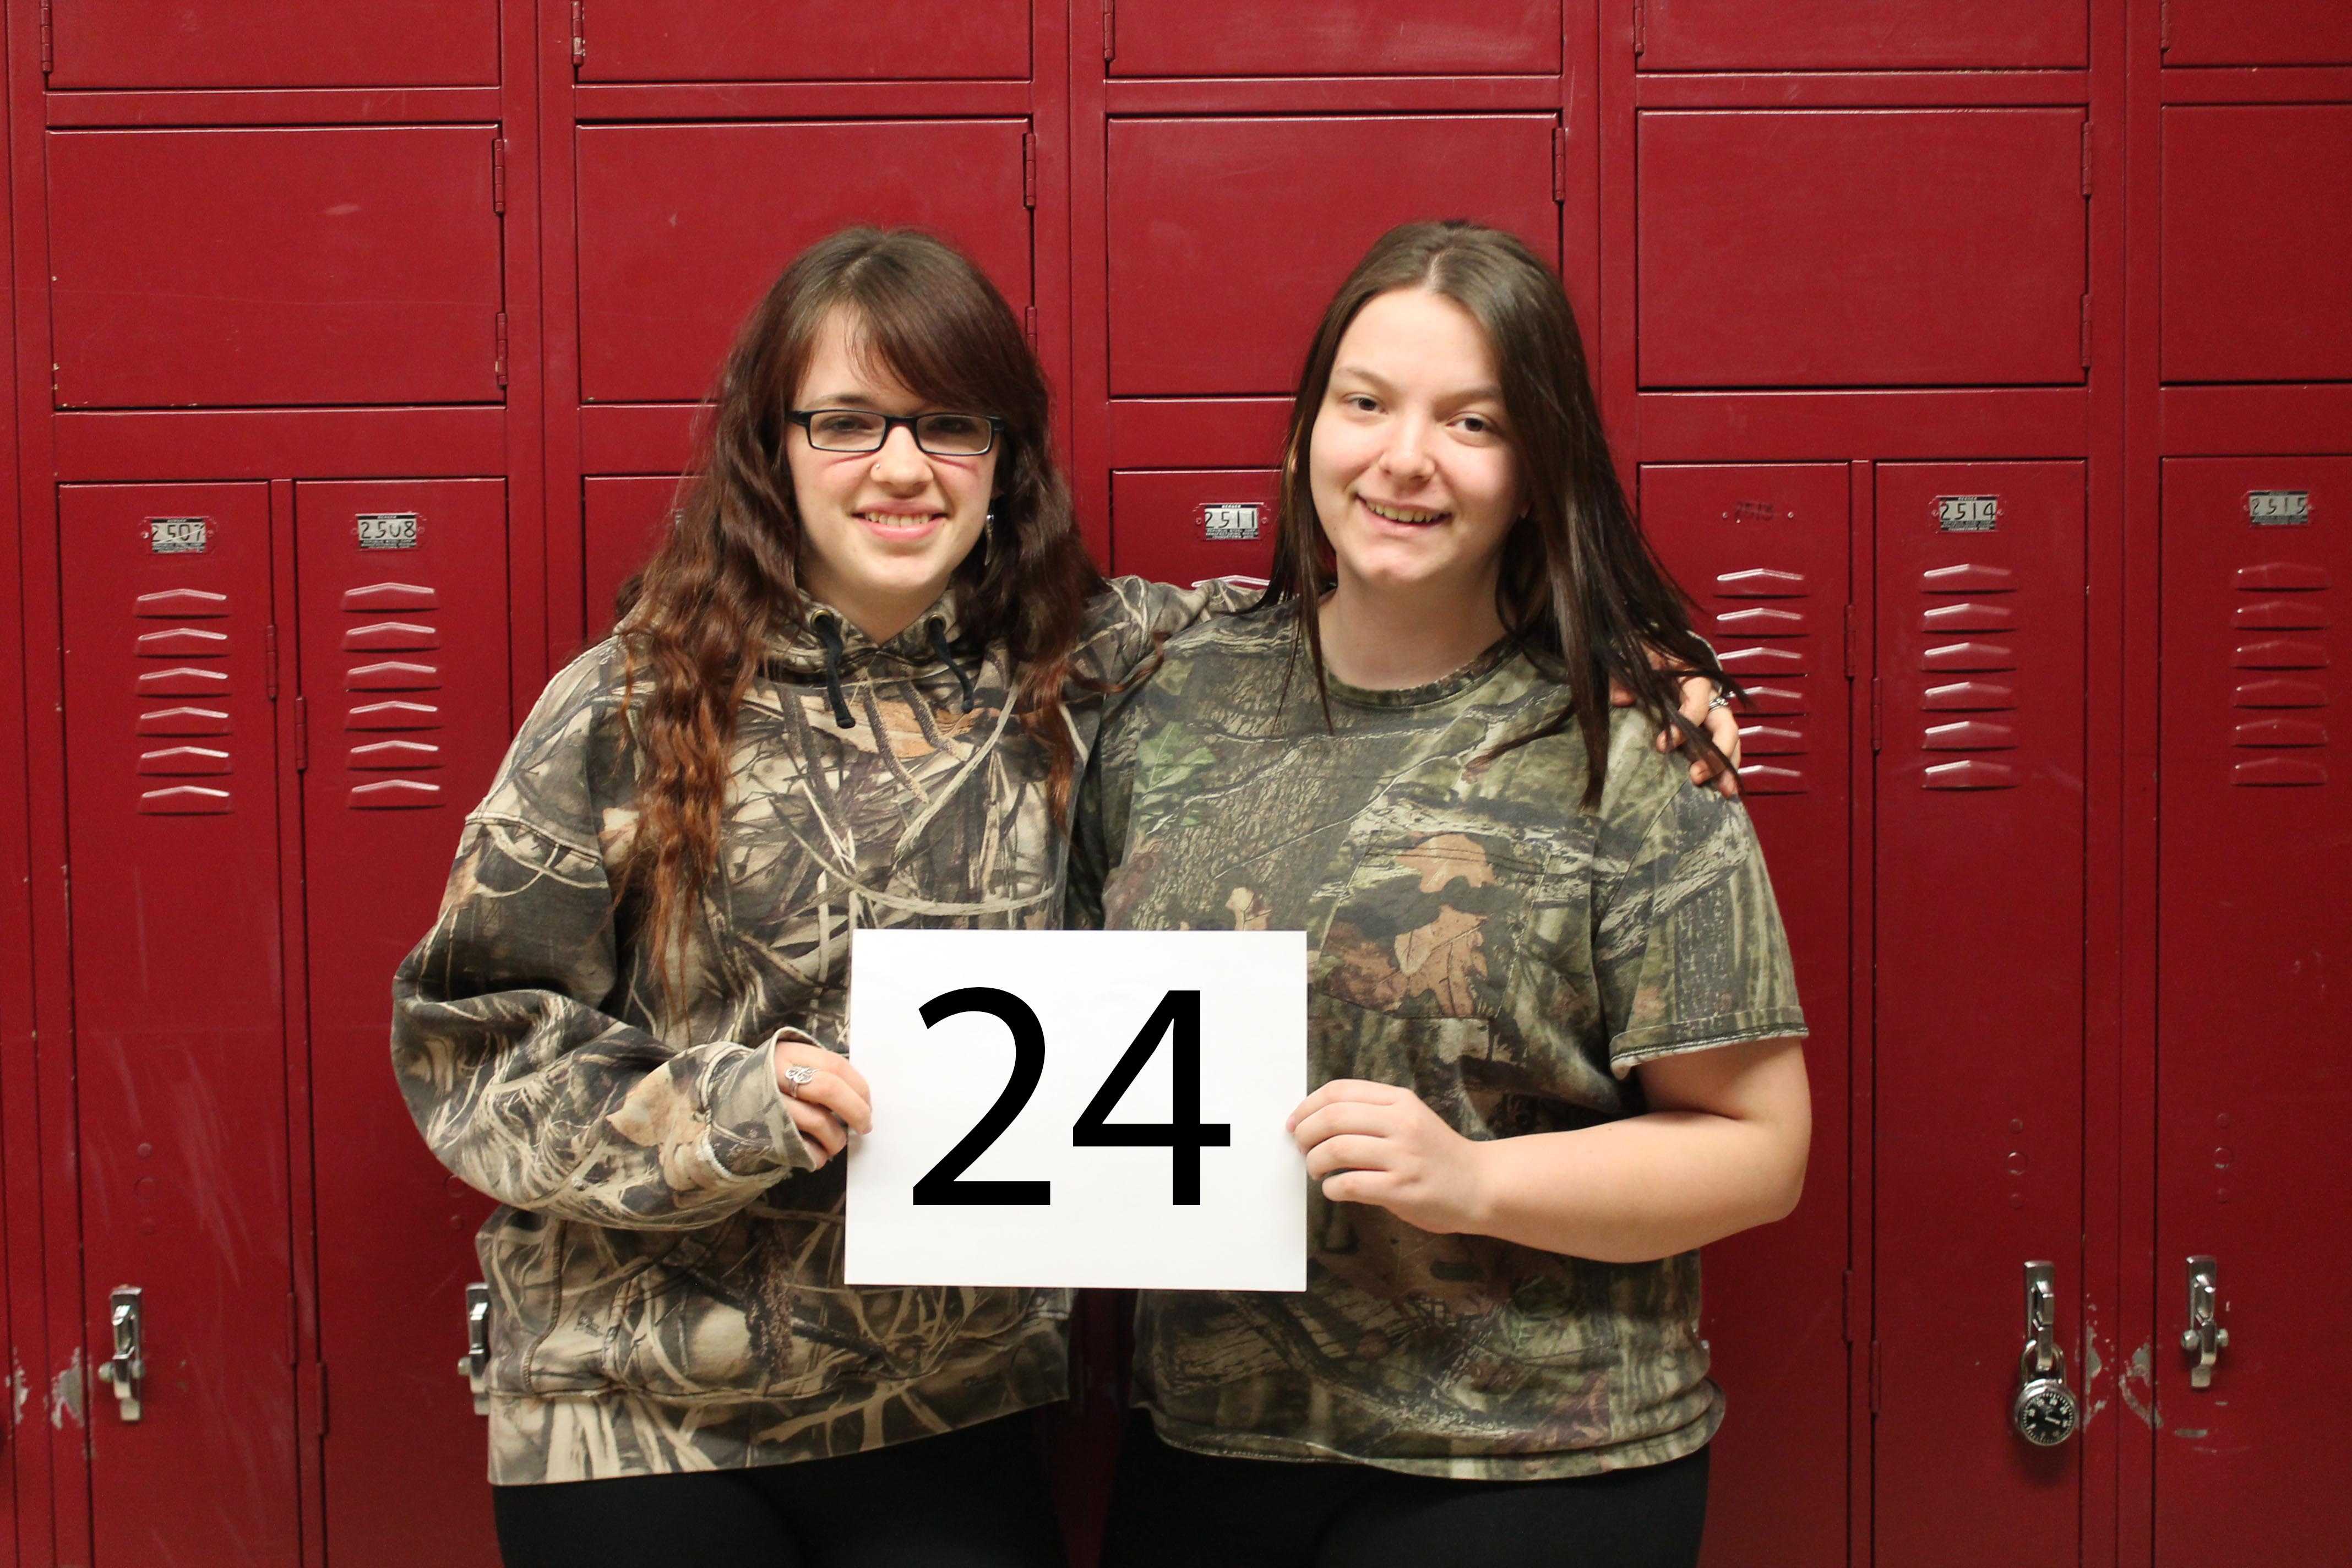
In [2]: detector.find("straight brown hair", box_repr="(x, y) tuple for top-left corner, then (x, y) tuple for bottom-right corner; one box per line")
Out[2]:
(1261, 220), (1732, 806)
(616, 227), (1103, 989)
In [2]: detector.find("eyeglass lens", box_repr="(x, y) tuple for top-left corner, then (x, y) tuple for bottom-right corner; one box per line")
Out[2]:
(802, 410), (994, 455)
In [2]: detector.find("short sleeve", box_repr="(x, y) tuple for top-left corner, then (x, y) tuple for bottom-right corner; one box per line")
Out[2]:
(1592, 786), (1807, 1079)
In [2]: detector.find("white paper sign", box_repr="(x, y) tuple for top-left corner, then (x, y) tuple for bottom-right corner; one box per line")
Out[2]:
(844, 929), (1308, 1291)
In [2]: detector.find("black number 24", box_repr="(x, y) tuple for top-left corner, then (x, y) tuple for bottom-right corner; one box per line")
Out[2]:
(909, 987), (1232, 1207)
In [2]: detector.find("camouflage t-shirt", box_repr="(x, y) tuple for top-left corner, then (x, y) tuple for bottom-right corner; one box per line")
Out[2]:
(1071, 605), (1806, 1479)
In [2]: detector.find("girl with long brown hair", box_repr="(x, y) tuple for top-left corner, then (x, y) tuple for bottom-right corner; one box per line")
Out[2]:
(1081, 221), (1811, 1567)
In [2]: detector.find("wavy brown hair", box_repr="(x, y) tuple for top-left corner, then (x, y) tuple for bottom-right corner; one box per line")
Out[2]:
(1262, 220), (1731, 807)
(614, 227), (1102, 989)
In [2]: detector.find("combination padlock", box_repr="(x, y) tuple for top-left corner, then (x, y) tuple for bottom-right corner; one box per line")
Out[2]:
(2011, 1261), (2078, 1447)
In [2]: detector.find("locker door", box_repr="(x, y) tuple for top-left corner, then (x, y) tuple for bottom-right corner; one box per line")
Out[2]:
(1636, 0), (2084, 69)
(2160, 107), (2352, 385)
(1108, 471), (1277, 584)
(1107, 116), (1560, 398)
(47, 0), (498, 88)
(2154, 458), (2351, 1566)
(584, 476), (684, 640)
(1642, 465), (1850, 1568)
(57, 483), (299, 1566)
(1637, 111), (2088, 389)
(2162, 0), (2352, 65)
(1105, 0), (1557, 76)
(1871, 463), (2085, 1567)
(575, 121), (1033, 405)
(296, 481), (512, 1568)
(48, 128), (506, 409)
(578, 0), (1028, 81)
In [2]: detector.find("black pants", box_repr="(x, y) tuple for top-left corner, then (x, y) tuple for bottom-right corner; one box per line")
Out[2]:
(491, 1412), (1068, 1568)
(1099, 1412), (1709, 1568)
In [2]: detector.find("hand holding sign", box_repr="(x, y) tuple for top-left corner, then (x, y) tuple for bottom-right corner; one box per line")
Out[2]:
(845, 930), (1308, 1291)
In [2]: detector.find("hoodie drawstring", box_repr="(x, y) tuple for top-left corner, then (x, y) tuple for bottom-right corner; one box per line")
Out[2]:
(927, 618), (978, 712)
(813, 616), (856, 729)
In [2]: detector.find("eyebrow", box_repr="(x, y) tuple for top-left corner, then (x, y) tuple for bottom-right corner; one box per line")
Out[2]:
(1331, 363), (1504, 404)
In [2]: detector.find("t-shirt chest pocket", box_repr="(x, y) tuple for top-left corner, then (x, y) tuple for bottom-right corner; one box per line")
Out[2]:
(1311, 829), (1557, 1022)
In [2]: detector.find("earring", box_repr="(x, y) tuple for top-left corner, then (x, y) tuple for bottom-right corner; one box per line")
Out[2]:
(981, 508), (997, 570)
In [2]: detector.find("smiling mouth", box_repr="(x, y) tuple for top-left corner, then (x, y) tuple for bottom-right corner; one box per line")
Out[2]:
(1359, 497), (1451, 526)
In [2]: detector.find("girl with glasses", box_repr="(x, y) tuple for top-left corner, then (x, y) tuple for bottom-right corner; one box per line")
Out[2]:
(393, 226), (1742, 1567)
(1078, 222), (1811, 1568)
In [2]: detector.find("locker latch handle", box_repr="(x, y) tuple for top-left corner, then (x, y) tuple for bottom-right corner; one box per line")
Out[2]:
(2011, 1261), (2078, 1446)
(456, 1282), (491, 1415)
(2180, 1255), (2229, 1391)
(94, 1286), (144, 1423)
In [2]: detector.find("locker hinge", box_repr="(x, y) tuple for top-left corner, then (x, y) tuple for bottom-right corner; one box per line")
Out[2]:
(2079, 293), (2092, 368)
(570, 0), (587, 67)
(1551, 124), (1567, 204)
(38, 0), (52, 73)
(1842, 604), (1855, 679)
(264, 625), (280, 701)
(1023, 304), (1037, 351)
(1022, 132), (1036, 209)
(494, 311), (510, 388)
(491, 137), (507, 215)
(1101, 0), (1115, 61)
(2079, 122), (2092, 197)
(1869, 676), (1881, 753)
(2159, 0), (2171, 52)
(294, 697), (308, 773)
(1632, 0), (1647, 56)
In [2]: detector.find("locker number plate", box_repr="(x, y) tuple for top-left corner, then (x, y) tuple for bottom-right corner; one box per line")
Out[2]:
(1936, 495), (2000, 532)
(1202, 503), (1261, 541)
(146, 516), (209, 554)
(357, 512), (421, 551)
(2247, 491), (2310, 527)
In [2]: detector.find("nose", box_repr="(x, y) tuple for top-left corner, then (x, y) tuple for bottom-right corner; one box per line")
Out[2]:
(1377, 415), (1435, 485)
(868, 423), (930, 487)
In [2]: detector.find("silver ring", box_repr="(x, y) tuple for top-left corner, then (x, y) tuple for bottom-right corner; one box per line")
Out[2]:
(781, 1063), (818, 1093)
(1705, 689), (1733, 712)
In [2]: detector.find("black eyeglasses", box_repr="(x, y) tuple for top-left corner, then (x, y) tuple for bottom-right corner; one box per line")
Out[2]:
(787, 409), (1004, 457)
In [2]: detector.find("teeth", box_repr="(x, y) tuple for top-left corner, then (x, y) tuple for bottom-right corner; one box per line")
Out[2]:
(1363, 499), (1446, 524)
(858, 513), (937, 527)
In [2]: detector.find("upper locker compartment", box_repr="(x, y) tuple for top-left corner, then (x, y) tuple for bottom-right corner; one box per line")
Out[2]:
(576, 121), (1032, 404)
(579, 0), (1028, 80)
(2161, 106), (2352, 385)
(2163, 0), (2352, 66)
(49, 128), (505, 409)
(1107, 116), (1560, 397)
(1106, 0), (1558, 76)
(1637, 110), (2088, 389)
(47, 0), (497, 88)
(1638, 0), (2084, 69)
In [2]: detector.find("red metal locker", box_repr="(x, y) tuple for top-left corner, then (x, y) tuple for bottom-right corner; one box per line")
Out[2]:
(576, 0), (1029, 81)
(57, 483), (300, 1567)
(575, 121), (1034, 405)
(1107, 471), (1276, 583)
(1103, 0), (1558, 77)
(1870, 462), (2086, 1568)
(2160, 0), (2352, 65)
(47, 128), (507, 409)
(296, 481), (513, 1568)
(1636, 0), (2085, 69)
(1642, 464), (1851, 1568)
(2154, 457), (2351, 1567)
(1636, 111), (2088, 389)
(1106, 116), (1561, 398)
(584, 476), (684, 640)
(2159, 107), (2352, 385)
(47, 0), (498, 89)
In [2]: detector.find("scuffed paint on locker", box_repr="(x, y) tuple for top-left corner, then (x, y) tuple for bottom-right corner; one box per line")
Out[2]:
(2119, 1341), (2158, 1431)
(51, 1347), (84, 1427)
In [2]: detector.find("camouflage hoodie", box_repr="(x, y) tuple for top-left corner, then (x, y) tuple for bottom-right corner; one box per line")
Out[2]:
(392, 576), (1237, 1484)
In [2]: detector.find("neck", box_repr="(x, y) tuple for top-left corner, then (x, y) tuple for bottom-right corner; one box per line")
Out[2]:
(1316, 570), (1507, 690)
